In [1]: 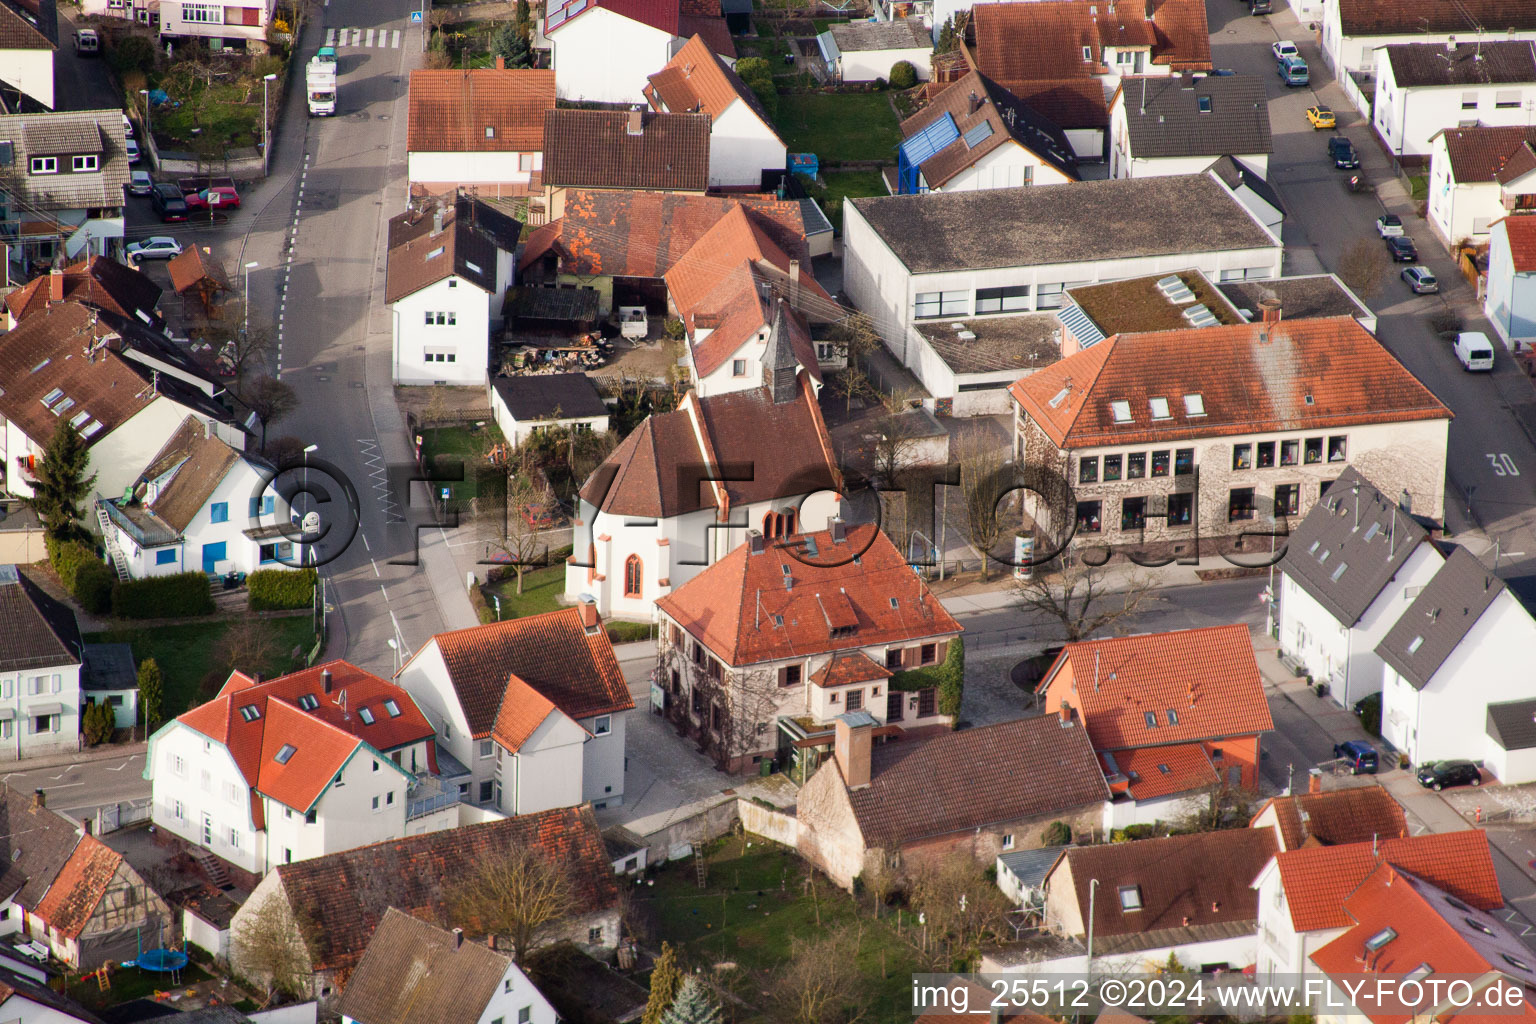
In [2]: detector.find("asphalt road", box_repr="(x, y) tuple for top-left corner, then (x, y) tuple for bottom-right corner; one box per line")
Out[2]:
(3, 752), (147, 823)
(1210, 0), (1536, 580)
(50, 7), (121, 112)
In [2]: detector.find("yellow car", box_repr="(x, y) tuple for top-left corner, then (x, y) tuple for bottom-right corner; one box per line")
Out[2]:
(1306, 105), (1336, 129)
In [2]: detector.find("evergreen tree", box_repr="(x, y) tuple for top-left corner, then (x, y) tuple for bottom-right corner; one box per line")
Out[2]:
(26, 422), (96, 543)
(138, 658), (164, 734)
(642, 943), (683, 1024)
(514, 0), (533, 45)
(660, 976), (722, 1024)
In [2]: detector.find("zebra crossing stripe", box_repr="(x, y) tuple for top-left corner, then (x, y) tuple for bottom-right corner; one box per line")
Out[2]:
(351, 27), (361, 45)
(323, 27), (335, 45)
(391, 29), (401, 47)
(364, 28), (374, 46)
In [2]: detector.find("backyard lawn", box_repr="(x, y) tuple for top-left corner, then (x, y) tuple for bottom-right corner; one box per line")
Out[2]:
(84, 616), (317, 717)
(482, 557), (653, 643)
(636, 834), (922, 1021)
(800, 169), (889, 232)
(67, 959), (213, 1011)
(419, 423), (508, 507)
(777, 92), (902, 164)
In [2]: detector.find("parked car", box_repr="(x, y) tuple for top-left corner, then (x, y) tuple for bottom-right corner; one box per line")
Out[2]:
(1416, 759), (1481, 791)
(1376, 214), (1404, 237)
(1271, 40), (1299, 61)
(1306, 105), (1335, 129)
(125, 138), (140, 164)
(121, 112), (134, 137)
(1333, 740), (1379, 775)
(1402, 266), (1439, 293)
(73, 29), (98, 54)
(1251, 0), (1272, 12)
(178, 177), (241, 210)
(1278, 55), (1309, 85)
(150, 182), (188, 222)
(1386, 236), (1418, 262)
(127, 169), (153, 196)
(1454, 331), (1496, 371)
(1329, 136), (1360, 168)
(126, 236), (183, 260)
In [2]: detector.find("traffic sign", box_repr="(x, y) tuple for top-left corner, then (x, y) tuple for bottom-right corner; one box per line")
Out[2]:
(410, 9), (422, 21)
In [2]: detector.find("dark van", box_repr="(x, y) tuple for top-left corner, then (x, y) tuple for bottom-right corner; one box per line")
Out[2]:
(1333, 741), (1378, 774)
(151, 182), (189, 222)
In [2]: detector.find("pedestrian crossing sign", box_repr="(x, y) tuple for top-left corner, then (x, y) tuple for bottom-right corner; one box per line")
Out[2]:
(410, 10), (422, 21)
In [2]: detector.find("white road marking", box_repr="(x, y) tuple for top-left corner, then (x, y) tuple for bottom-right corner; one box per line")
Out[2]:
(324, 27), (335, 44)
(379, 584), (390, 603)
(391, 29), (401, 47)
(371, 558), (380, 577)
(351, 27), (362, 45)
(364, 28), (374, 46)
(48, 767), (77, 779)
(361, 533), (371, 552)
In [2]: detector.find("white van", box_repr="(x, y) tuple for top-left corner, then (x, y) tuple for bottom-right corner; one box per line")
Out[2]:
(74, 29), (99, 54)
(1454, 331), (1495, 372)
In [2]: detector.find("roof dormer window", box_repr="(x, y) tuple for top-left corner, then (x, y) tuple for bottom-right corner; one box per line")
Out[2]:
(1184, 394), (1205, 416)
(29, 157), (56, 175)
(72, 155), (98, 172)
(1110, 400), (1132, 423)
(1083, 45), (1093, 61)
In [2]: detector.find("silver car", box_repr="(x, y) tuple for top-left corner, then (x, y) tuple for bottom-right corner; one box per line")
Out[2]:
(1401, 266), (1438, 293)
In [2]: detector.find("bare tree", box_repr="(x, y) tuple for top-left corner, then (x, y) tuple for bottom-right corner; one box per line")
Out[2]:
(205, 318), (276, 392)
(908, 858), (1013, 968)
(445, 844), (575, 962)
(1012, 555), (1153, 643)
(774, 923), (871, 1024)
(232, 894), (312, 1004)
(953, 424), (1011, 581)
(659, 641), (782, 772)
(867, 389), (928, 486)
(205, 618), (283, 696)
(240, 375), (299, 452)
(1337, 239), (1390, 297)
(490, 473), (551, 595)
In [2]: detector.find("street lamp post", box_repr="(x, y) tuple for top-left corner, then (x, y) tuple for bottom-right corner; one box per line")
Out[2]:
(243, 260), (258, 336)
(262, 73), (277, 177)
(302, 444), (319, 565)
(139, 89), (151, 151)
(1086, 878), (1099, 989)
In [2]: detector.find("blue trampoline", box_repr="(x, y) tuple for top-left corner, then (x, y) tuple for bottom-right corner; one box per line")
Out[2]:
(136, 949), (188, 972)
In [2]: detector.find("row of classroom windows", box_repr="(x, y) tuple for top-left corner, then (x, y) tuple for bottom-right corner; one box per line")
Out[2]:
(1076, 436), (1349, 484)
(915, 269), (1273, 318)
(1074, 480), (1336, 532)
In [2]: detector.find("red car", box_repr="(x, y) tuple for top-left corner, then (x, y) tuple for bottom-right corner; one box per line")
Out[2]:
(178, 178), (241, 210)
(521, 505), (556, 529)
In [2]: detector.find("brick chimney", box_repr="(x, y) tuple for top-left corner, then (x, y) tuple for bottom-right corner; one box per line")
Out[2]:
(1058, 700), (1073, 727)
(627, 109), (644, 135)
(48, 270), (64, 303)
(495, 55), (505, 69)
(1259, 297), (1282, 323)
(1308, 767), (1323, 794)
(788, 259), (801, 306)
(833, 712), (873, 790)
(487, 933), (497, 951)
(577, 597), (600, 632)
(452, 927), (464, 949)
(322, 668), (333, 694)
(32, 789), (44, 810)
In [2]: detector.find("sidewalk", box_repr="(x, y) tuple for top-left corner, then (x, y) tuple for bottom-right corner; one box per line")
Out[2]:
(0, 741), (147, 775)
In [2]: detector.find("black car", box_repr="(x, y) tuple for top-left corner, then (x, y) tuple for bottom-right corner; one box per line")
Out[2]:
(1386, 235), (1418, 262)
(1250, 0), (1271, 11)
(1416, 759), (1481, 791)
(150, 182), (188, 223)
(1328, 136), (1359, 168)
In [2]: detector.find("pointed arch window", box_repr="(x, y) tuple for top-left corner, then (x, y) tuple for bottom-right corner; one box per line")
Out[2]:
(763, 509), (797, 539)
(624, 555), (643, 598)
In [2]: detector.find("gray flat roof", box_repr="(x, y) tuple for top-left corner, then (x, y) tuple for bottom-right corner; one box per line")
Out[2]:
(915, 314), (1060, 376)
(1218, 274), (1371, 324)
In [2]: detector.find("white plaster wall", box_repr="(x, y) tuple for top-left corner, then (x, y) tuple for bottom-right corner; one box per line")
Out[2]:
(395, 643), (482, 798)
(1427, 135), (1505, 247)
(87, 398), (200, 505)
(408, 150), (540, 194)
(392, 276), (491, 386)
(580, 711), (625, 808)
(939, 142), (1075, 192)
(709, 102), (787, 188)
(148, 722), (262, 875)
(841, 45), (933, 84)
(159, 0), (271, 42)
(183, 906), (229, 960)
(498, 713), (585, 815)
(0, 49), (53, 109)
(691, 323), (771, 398)
(550, 9), (672, 103)
(1485, 222), (1536, 348)
(1375, 64), (1536, 158)
(0, 663), (81, 761)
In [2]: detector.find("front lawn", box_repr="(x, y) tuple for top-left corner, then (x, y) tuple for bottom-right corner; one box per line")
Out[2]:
(776, 92), (902, 164)
(800, 169), (890, 233)
(482, 555), (654, 643)
(84, 617), (317, 717)
(419, 423), (508, 507)
(636, 834), (923, 1022)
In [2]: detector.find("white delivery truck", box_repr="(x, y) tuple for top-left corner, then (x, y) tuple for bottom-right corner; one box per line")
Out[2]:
(306, 49), (337, 117)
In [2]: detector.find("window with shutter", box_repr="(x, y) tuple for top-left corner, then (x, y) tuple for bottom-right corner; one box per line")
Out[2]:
(903, 646), (919, 668)
(934, 641), (948, 663)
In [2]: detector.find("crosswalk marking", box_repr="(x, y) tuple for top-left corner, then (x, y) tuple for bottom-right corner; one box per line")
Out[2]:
(323, 27), (334, 45)
(364, 27), (374, 46)
(391, 29), (401, 47)
(322, 26), (405, 49)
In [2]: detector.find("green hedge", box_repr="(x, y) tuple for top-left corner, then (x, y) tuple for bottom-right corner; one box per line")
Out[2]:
(47, 538), (113, 615)
(111, 572), (214, 619)
(890, 638), (965, 717)
(247, 568), (317, 611)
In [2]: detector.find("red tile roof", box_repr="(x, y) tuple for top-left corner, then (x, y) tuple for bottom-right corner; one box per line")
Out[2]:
(490, 673), (562, 753)
(1309, 866), (1536, 1024)
(1499, 215), (1536, 273)
(842, 714), (1111, 848)
(1043, 625), (1273, 751)
(415, 607), (633, 738)
(657, 524), (962, 666)
(178, 660), (434, 813)
(646, 35), (778, 138)
(518, 189), (812, 278)
(541, 109), (711, 193)
(1010, 318), (1451, 450)
(274, 808), (618, 973)
(1335, 0), (1536, 38)
(4, 258), (162, 324)
(1252, 788), (1409, 852)
(1275, 830), (1502, 933)
(33, 836), (121, 940)
(1103, 742), (1218, 801)
(811, 651), (892, 688)
(1437, 126), (1536, 183)
(1056, 829), (1277, 940)
(407, 68), (555, 153)
(166, 246), (231, 297)
(972, 0), (1211, 127)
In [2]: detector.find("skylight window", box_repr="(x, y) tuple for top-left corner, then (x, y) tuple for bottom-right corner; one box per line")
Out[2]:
(1184, 394), (1205, 416)
(52, 397), (74, 417)
(1503, 954), (1531, 972)
(238, 704), (261, 722)
(80, 421), (104, 439)
(384, 699), (401, 717)
(358, 707), (375, 725)
(773, 614), (784, 627)
(69, 410), (90, 428)
(426, 246), (445, 260)
(1157, 763), (1171, 774)
(1318, 549), (1330, 564)
(1110, 400), (1132, 423)
(1364, 522), (1381, 541)
(1119, 885), (1143, 911)
(1148, 397), (1171, 420)
(40, 388), (63, 407)
(889, 598), (899, 609)
(29, 359), (50, 374)
(274, 743), (297, 764)
(1197, 96), (1213, 113)
(1408, 636), (1424, 654)
(1406, 963), (1434, 982)
(1365, 928), (1397, 951)
(297, 694), (319, 711)
(1167, 709), (1179, 725)
(1331, 562), (1348, 582)
(1144, 711), (1158, 728)
(1466, 918), (1495, 936)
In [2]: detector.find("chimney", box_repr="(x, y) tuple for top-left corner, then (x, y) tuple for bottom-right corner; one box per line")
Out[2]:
(48, 269), (63, 303)
(748, 530), (765, 555)
(969, 90), (981, 113)
(577, 597), (600, 632)
(495, 55), (505, 69)
(1308, 767), (1323, 794)
(31, 789), (44, 810)
(788, 259), (801, 306)
(834, 713), (873, 790)
(1211, 901), (1220, 912)
(1058, 700), (1073, 726)
(452, 927), (464, 949)
(487, 934), (497, 951)
(1447, 35), (1457, 51)
(627, 109), (644, 135)
(1182, 915), (1192, 927)
(322, 668), (333, 694)
(432, 204), (444, 235)
(1144, 0), (1153, 19)
(830, 517), (846, 544)
(1259, 297), (1282, 323)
